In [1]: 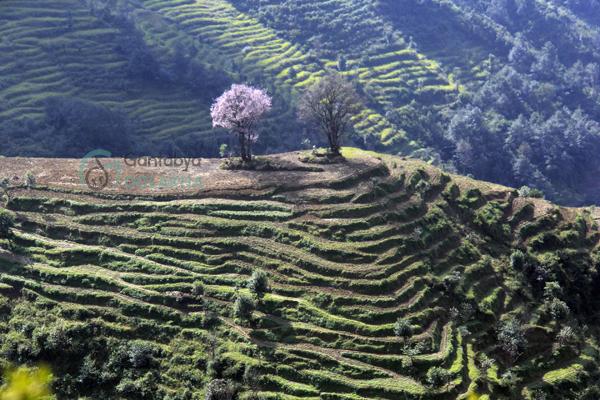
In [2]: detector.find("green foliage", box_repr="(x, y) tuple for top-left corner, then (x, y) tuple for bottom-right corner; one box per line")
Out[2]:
(518, 186), (544, 199)
(544, 298), (570, 321)
(247, 270), (269, 299)
(510, 249), (528, 271)
(0, 209), (15, 240)
(233, 295), (255, 322)
(556, 326), (578, 349)
(474, 201), (510, 239)
(192, 281), (205, 297)
(425, 366), (452, 387)
(497, 318), (527, 362)
(393, 318), (412, 341)
(0, 366), (52, 400)
(205, 379), (238, 400)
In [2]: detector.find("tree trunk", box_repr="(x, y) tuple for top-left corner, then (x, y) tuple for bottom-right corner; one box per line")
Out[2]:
(328, 129), (340, 156)
(239, 132), (251, 162)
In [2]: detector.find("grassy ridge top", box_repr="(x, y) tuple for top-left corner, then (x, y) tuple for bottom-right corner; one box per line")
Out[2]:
(0, 149), (599, 399)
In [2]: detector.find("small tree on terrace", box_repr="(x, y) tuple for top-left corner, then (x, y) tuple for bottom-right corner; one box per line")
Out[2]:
(211, 84), (272, 162)
(497, 317), (527, 363)
(298, 72), (361, 156)
(426, 366), (452, 389)
(205, 379), (238, 400)
(394, 318), (413, 342)
(233, 294), (255, 324)
(247, 270), (270, 299)
(0, 208), (15, 241)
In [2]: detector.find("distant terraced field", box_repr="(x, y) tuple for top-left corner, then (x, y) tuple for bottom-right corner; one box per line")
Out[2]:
(0, 0), (468, 157)
(1, 149), (599, 399)
(0, 0), (221, 152)
(139, 0), (431, 151)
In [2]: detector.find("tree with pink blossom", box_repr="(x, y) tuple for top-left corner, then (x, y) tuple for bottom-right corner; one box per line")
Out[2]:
(211, 84), (272, 162)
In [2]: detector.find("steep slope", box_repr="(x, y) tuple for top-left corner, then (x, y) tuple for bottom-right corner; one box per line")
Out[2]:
(229, 0), (460, 146)
(0, 149), (599, 399)
(0, 0), (231, 156)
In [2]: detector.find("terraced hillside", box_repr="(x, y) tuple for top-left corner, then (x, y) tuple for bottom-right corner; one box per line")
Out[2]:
(0, 0), (229, 155)
(0, 0), (460, 156)
(138, 0), (441, 151)
(228, 0), (461, 146)
(0, 149), (599, 399)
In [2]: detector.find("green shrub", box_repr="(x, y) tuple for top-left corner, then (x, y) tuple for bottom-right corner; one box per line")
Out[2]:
(0, 208), (16, 240)
(247, 270), (270, 298)
(233, 295), (255, 322)
(518, 186), (544, 199)
(425, 366), (452, 387)
(0, 366), (52, 400)
(393, 318), (412, 341)
(474, 201), (510, 239)
(204, 379), (238, 400)
(497, 318), (527, 362)
(192, 281), (205, 297)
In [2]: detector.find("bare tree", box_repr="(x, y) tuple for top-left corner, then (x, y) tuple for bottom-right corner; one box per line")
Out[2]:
(298, 73), (361, 155)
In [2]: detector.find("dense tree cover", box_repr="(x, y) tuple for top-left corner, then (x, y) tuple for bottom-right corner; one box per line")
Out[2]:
(0, 297), (172, 398)
(443, 52), (600, 204)
(455, 0), (600, 60)
(387, 0), (600, 205)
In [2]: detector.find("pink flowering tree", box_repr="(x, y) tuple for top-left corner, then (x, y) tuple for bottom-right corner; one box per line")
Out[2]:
(211, 84), (272, 162)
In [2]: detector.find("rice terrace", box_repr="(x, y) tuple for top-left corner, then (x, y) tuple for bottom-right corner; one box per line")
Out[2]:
(1, 149), (600, 399)
(3, 0), (600, 398)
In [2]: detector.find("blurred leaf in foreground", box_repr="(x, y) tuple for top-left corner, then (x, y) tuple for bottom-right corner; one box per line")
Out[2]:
(0, 366), (52, 400)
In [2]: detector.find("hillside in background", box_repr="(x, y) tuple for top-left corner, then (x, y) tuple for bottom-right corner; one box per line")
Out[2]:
(3, 0), (600, 205)
(0, 149), (600, 399)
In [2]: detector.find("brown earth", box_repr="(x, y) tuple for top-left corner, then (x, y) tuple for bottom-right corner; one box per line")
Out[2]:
(0, 151), (382, 197)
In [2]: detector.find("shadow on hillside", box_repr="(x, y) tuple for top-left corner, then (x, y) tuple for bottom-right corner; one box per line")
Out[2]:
(194, 154), (389, 200)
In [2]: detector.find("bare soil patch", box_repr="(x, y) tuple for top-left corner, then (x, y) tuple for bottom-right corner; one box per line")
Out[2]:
(0, 152), (383, 198)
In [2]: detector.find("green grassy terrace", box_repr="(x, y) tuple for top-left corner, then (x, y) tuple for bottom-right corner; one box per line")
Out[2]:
(0, 149), (599, 399)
